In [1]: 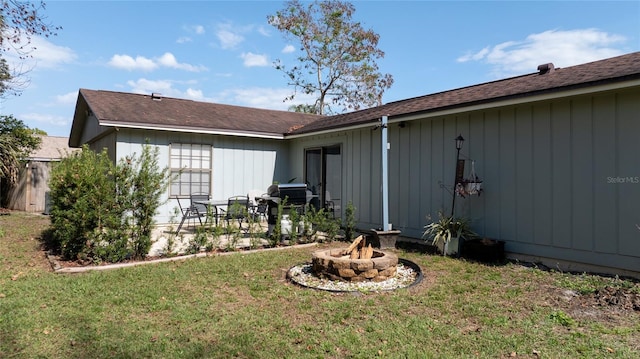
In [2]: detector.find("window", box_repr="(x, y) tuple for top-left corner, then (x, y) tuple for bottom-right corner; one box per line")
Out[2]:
(170, 143), (211, 197)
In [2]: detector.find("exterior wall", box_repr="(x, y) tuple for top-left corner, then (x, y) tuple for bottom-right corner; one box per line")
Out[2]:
(292, 87), (640, 274)
(89, 131), (117, 162)
(112, 129), (290, 224)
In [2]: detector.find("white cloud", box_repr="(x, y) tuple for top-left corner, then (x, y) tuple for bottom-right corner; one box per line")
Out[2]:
(20, 112), (70, 127)
(184, 88), (206, 101)
(216, 87), (316, 111)
(240, 52), (269, 67)
(109, 54), (158, 72)
(157, 52), (208, 72)
(55, 91), (78, 105)
(109, 52), (207, 72)
(457, 28), (627, 77)
(282, 45), (295, 54)
(127, 78), (175, 95)
(178, 24), (205, 43)
(125, 78), (215, 102)
(4, 36), (77, 71)
(217, 28), (244, 49)
(257, 25), (270, 37)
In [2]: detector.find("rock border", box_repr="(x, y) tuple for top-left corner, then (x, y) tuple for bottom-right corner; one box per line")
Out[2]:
(47, 243), (319, 274)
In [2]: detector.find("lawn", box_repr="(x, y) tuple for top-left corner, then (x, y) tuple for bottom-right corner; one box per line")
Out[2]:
(1, 212), (639, 358)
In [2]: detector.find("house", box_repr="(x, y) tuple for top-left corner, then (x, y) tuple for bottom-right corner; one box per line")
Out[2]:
(7, 135), (79, 213)
(70, 52), (640, 277)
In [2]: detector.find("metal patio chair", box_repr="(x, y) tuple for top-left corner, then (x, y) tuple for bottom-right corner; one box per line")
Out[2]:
(174, 193), (209, 232)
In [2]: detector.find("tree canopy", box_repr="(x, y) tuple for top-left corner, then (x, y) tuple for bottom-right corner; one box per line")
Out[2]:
(0, 0), (61, 97)
(0, 115), (41, 184)
(268, 0), (393, 115)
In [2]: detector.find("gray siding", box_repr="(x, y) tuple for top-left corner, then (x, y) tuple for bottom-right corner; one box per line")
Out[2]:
(292, 87), (640, 273)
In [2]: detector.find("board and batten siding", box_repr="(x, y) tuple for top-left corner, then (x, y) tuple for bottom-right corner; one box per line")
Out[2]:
(110, 129), (289, 224)
(400, 88), (639, 273)
(292, 87), (639, 274)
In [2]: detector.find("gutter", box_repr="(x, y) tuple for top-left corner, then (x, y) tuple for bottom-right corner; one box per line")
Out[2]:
(98, 121), (286, 140)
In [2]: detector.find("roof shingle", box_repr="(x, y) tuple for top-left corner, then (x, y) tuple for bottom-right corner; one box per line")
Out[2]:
(76, 89), (323, 137)
(291, 51), (640, 134)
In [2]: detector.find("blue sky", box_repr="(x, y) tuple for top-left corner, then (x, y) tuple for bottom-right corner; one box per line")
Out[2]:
(1, 0), (638, 137)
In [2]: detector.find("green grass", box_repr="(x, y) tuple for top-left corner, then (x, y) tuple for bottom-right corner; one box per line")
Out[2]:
(1, 212), (639, 358)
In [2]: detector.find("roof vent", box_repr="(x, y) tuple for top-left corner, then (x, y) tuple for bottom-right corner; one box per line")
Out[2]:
(537, 63), (555, 75)
(151, 92), (162, 101)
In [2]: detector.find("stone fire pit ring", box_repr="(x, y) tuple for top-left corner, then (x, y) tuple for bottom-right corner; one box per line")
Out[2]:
(287, 258), (423, 293)
(312, 248), (398, 282)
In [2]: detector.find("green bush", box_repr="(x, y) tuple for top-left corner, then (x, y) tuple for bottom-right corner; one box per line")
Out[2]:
(49, 146), (123, 260)
(48, 144), (168, 262)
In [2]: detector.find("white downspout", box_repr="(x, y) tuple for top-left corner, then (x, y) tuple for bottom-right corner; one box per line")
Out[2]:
(381, 115), (390, 231)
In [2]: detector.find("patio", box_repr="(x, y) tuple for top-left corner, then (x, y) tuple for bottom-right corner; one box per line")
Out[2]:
(148, 221), (272, 257)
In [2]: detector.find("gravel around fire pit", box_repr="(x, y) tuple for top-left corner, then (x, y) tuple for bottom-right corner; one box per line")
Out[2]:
(287, 259), (423, 292)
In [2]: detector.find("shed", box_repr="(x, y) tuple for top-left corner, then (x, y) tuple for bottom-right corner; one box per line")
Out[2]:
(7, 135), (78, 213)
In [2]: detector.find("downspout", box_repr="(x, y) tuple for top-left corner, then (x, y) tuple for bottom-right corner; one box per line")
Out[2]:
(381, 115), (390, 231)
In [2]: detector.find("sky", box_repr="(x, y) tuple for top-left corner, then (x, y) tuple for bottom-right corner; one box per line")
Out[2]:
(0, 0), (638, 137)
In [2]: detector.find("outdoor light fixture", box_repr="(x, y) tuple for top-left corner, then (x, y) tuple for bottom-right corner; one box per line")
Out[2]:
(455, 134), (465, 150)
(451, 134), (465, 217)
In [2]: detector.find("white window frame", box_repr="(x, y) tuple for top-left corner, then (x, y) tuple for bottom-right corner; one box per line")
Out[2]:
(169, 143), (212, 197)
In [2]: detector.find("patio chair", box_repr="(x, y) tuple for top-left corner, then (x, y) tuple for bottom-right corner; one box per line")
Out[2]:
(223, 195), (250, 232)
(174, 193), (209, 233)
(247, 190), (268, 222)
(252, 194), (268, 222)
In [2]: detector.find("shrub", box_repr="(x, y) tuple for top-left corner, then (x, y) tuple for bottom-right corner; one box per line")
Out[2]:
(48, 143), (169, 261)
(49, 146), (123, 260)
(117, 145), (169, 259)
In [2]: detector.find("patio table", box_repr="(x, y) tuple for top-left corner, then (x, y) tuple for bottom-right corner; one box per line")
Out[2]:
(193, 199), (228, 225)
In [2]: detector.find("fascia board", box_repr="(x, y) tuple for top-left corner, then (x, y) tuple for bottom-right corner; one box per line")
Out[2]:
(98, 121), (285, 140)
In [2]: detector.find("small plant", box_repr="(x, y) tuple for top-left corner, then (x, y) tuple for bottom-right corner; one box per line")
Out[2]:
(269, 197), (286, 245)
(186, 227), (209, 254)
(287, 205), (300, 242)
(343, 201), (356, 242)
(422, 211), (477, 247)
(549, 310), (575, 327)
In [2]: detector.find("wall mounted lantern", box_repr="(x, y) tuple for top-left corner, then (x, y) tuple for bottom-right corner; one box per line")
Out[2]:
(451, 134), (465, 217)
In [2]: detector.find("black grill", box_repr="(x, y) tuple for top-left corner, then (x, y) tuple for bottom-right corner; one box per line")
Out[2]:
(266, 183), (307, 226)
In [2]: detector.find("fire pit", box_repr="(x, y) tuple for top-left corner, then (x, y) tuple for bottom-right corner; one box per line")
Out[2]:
(312, 248), (398, 282)
(287, 235), (423, 292)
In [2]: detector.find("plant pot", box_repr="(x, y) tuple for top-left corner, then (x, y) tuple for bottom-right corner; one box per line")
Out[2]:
(461, 238), (505, 262)
(370, 229), (401, 249)
(443, 236), (460, 256)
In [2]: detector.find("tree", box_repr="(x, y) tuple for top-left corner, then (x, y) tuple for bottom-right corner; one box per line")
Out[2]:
(0, 0), (61, 97)
(268, 0), (393, 115)
(0, 115), (41, 183)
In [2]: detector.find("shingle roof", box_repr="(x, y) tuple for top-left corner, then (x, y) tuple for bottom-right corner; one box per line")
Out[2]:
(28, 135), (78, 161)
(291, 51), (640, 135)
(74, 89), (323, 139)
(71, 52), (640, 143)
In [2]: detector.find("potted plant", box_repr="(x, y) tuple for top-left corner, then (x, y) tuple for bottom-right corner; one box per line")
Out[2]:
(422, 212), (477, 256)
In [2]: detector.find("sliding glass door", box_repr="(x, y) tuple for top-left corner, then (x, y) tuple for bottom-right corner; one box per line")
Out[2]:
(304, 145), (342, 218)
